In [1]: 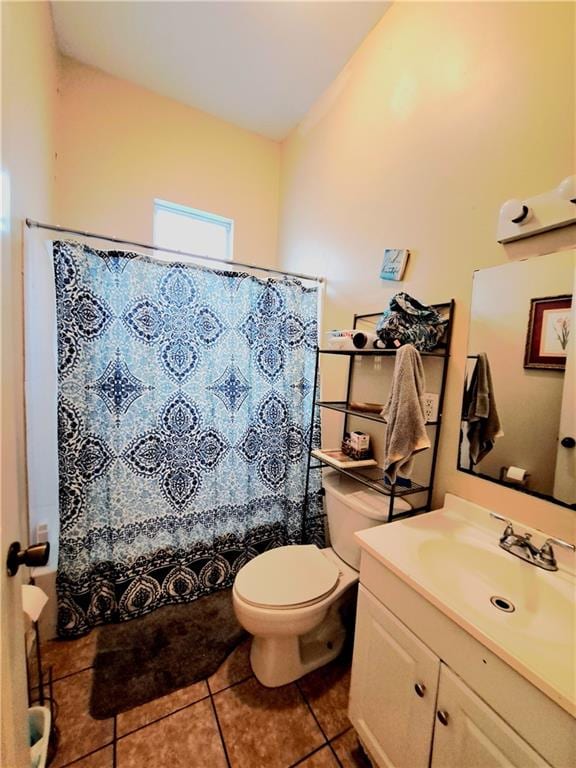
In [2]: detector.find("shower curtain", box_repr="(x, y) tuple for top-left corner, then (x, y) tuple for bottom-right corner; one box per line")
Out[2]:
(53, 240), (323, 637)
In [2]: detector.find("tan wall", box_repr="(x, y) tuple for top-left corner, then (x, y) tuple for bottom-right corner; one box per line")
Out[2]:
(278, 2), (576, 539)
(55, 57), (281, 267)
(467, 252), (574, 496)
(1, 2), (59, 763)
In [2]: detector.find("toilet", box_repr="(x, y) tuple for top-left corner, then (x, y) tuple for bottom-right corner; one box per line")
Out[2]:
(232, 471), (411, 687)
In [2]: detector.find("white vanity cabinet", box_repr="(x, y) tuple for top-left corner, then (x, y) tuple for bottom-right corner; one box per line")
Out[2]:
(349, 586), (440, 768)
(432, 665), (549, 768)
(348, 497), (576, 768)
(349, 585), (550, 768)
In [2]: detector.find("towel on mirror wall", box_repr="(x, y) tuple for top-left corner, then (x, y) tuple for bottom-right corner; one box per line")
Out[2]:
(465, 353), (503, 465)
(380, 344), (431, 483)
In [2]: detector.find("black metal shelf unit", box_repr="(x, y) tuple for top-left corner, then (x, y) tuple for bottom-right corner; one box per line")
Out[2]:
(304, 301), (455, 523)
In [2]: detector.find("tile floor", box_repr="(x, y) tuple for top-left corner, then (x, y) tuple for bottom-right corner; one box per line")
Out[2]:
(34, 630), (372, 768)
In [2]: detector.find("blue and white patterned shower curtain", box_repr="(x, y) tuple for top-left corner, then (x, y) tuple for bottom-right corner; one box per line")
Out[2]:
(53, 240), (323, 637)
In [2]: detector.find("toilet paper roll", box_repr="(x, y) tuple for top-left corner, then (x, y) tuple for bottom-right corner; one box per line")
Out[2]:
(505, 465), (527, 483)
(21, 584), (48, 622)
(352, 331), (379, 349)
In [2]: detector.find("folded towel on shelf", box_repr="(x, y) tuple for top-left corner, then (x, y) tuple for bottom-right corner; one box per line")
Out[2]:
(381, 344), (431, 483)
(465, 353), (503, 465)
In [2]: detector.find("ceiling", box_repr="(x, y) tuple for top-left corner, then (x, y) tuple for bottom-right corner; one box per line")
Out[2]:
(51, 1), (389, 141)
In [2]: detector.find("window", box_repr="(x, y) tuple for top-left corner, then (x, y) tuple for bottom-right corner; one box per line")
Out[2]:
(153, 199), (234, 262)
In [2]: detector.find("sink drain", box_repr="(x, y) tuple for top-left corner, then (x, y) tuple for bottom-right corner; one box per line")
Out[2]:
(490, 596), (515, 613)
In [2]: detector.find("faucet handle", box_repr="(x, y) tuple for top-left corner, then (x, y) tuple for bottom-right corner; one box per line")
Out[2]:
(490, 513), (515, 539)
(543, 536), (576, 553)
(539, 537), (575, 569)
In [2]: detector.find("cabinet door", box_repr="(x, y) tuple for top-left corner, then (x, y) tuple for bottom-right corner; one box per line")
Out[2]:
(431, 665), (551, 768)
(349, 585), (440, 768)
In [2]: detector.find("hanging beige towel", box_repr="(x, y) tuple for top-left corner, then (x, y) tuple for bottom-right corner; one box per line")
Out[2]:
(381, 344), (431, 482)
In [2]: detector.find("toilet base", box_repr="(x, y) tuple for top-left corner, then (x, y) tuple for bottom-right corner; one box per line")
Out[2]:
(249, 598), (348, 687)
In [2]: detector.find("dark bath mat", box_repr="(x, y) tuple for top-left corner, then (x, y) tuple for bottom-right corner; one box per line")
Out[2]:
(90, 589), (246, 719)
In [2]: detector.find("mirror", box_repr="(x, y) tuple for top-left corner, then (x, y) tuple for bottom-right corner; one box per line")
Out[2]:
(458, 249), (575, 510)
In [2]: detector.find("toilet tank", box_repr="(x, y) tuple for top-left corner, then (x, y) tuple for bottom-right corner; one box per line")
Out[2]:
(323, 471), (411, 570)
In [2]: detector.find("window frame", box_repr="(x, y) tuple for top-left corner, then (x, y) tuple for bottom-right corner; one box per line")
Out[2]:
(153, 198), (234, 262)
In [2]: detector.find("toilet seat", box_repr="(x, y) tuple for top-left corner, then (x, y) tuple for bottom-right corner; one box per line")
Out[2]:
(234, 545), (341, 609)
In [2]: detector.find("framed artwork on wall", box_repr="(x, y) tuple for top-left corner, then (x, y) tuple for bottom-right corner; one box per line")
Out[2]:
(524, 294), (572, 370)
(380, 249), (409, 281)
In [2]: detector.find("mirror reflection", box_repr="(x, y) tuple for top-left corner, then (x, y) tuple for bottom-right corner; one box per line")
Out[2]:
(458, 250), (575, 510)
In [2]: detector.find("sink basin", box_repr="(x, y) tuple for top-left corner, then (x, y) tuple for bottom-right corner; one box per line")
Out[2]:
(354, 495), (576, 716)
(418, 538), (575, 683)
(419, 539), (573, 636)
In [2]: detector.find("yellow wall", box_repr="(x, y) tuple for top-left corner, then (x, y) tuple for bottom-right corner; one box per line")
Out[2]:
(55, 57), (281, 267)
(278, 2), (576, 539)
(1, 2), (59, 763)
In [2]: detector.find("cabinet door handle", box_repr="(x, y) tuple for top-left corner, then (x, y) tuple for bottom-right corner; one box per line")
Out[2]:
(437, 710), (449, 726)
(414, 683), (426, 698)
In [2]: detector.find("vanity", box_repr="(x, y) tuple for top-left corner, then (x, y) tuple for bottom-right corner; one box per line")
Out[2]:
(348, 494), (576, 768)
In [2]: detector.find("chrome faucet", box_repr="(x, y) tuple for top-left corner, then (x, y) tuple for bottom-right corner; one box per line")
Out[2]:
(490, 513), (575, 571)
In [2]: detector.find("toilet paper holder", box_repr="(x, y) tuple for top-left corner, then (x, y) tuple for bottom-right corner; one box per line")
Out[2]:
(499, 466), (530, 488)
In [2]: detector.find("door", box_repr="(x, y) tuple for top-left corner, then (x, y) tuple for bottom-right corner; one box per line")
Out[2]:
(1, 184), (30, 766)
(348, 585), (440, 768)
(431, 665), (550, 768)
(554, 267), (576, 506)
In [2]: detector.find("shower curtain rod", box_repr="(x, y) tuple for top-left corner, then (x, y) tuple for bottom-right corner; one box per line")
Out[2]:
(25, 218), (325, 284)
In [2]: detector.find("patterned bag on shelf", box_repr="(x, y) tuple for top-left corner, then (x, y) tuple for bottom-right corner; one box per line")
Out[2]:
(376, 293), (447, 352)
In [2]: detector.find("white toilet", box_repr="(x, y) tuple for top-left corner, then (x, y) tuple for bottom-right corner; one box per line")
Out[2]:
(232, 471), (411, 687)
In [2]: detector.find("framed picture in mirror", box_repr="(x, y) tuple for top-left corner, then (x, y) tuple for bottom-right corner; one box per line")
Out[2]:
(524, 295), (572, 370)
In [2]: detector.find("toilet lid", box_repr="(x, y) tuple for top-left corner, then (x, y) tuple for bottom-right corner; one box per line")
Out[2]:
(235, 545), (341, 609)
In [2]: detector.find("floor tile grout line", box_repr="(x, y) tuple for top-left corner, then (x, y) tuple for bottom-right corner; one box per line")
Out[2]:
(208, 672), (254, 697)
(294, 680), (347, 768)
(115, 690), (213, 740)
(44, 663), (94, 685)
(288, 742), (331, 767)
(329, 725), (353, 743)
(295, 680), (329, 738)
(208, 690), (233, 768)
(323, 719), (355, 767)
(326, 740), (345, 768)
(328, 742), (344, 768)
(294, 680), (330, 742)
(327, 725), (356, 768)
(113, 672), (255, 742)
(57, 739), (114, 768)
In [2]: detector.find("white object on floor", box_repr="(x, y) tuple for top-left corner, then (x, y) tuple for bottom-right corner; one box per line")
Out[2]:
(29, 706), (51, 768)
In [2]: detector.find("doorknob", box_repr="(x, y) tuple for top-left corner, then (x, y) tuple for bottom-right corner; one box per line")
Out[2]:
(6, 541), (50, 577)
(414, 683), (426, 697)
(560, 437), (576, 448)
